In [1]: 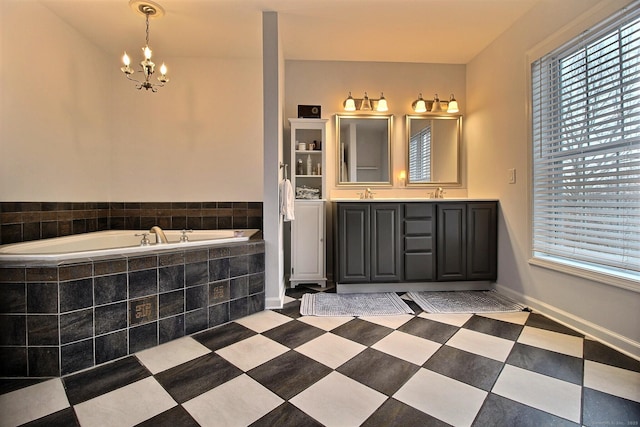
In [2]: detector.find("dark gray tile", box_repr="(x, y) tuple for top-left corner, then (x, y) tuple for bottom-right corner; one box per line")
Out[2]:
(136, 405), (199, 427)
(0, 283), (26, 313)
(129, 296), (158, 326)
(159, 314), (185, 344)
(129, 269), (158, 299)
(525, 313), (583, 337)
(185, 261), (208, 287)
(339, 348), (420, 396)
(95, 302), (127, 335)
(25, 267), (57, 282)
(27, 282), (58, 313)
(95, 330), (128, 365)
(229, 256), (248, 277)
(248, 293), (264, 314)
(582, 387), (640, 427)
(186, 285), (207, 311)
(128, 256), (157, 271)
(209, 247), (230, 259)
(129, 322), (158, 353)
(262, 320), (324, 349)
(154, 353), (243, 403)
(230, 276), (248, 299)
(159, 252), (185, 267)
(1, 314), (26, 345)
(229, 297), (248, 321)
(94, 260), (127, 276)
(332, 318), (393, 346)
(273, 299), (302, 319)
(248, 273), (264, 294)
(185, 308), (208, 335)
(59, 279), (93, 312)
(208, 302), (229, 327)
(248, 253), (265, 274)
(63, 356), (150, 405)
(507, 342), (583, 385)
(209, 258), (229, 281)
(61, 339), (94, 375)
(473, 393), (579, 427)
(159, 265), (184, 292)
(28, 346), (60, 377)
(94, 274), (127, 305)
(209, 280), (229, 305)
(398, 317), (459, 344)
(27, 315), (59, 345)
(58, 264), (92, 281)
(463, 315), (523, 341)
(193, 322), (256, 351)
(22, 407), (80, 427)
(362, 398), (450, 427)
(0, 347), (27, 376)
(424, 345), (503, 391)
(159, 290), (184, 318)
(584, 339), (640, 373)
(251, 402), (323, 427)
(60, 309), (93, 344)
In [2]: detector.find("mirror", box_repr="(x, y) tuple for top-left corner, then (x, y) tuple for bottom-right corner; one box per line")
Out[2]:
(336, 115), (393, 185)
(406, 115), (461, 185)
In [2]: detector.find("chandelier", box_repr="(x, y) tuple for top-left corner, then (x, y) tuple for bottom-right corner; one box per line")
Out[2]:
(121, 1), (169, 92)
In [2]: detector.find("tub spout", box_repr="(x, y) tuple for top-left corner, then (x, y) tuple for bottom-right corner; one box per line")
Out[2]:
(150, 226), (169, 244)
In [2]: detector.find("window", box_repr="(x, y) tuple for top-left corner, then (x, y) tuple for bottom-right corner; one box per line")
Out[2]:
(409, 125), (431, 182)
(531, 4), (640, 286)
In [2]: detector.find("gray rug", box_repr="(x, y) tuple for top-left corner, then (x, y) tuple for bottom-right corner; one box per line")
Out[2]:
(408, 290), (525, 314)
(300, 292), (415, 317)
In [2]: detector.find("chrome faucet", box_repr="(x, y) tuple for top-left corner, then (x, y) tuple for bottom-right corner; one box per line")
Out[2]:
(433, 187), (446, 199)
(359, 188), (375, 199)
(150, 226), (169, 244)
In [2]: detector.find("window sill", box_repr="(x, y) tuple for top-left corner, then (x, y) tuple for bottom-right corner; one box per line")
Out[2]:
(529, 256), (640, 294)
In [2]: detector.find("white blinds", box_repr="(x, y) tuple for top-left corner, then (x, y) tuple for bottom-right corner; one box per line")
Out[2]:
(409, 127), (431, 182)
(531, 4), (640, 280)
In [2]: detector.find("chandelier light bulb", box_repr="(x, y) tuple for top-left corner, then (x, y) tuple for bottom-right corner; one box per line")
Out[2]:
(143, 46), (152, 60)
(160, 63), (167, 75)
(122, 52), (131, 66)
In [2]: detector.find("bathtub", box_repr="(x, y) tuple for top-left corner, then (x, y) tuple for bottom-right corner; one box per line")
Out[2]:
(0, 229), (260, 262)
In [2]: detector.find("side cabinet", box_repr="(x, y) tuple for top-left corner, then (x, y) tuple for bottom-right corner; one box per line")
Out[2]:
(467, 202), (497, 280)
(436, 203), (467, 281)
(371, 204), (402, 282)
(403, 203), (436, 281)
(290, 200), (326, 287)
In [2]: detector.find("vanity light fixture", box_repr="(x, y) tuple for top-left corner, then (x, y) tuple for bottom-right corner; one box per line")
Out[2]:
(411, 93), (460, 113)
(343, 91), (389, 112)
(121, 0), (169, 92)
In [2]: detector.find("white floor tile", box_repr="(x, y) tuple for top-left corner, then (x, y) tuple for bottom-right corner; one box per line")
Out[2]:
(290, 371), (386, 427)
(282, 295), (296, 305)
(215, 334), (289, 371)
(584, 360), (640, 403)
(183, 374), (283, 427)
(73, 377), (176, 427)
(297, 315), (353, 331)
(517, 326), (583, 358)
(446, 328), (514, 362)
(136, 336), (211, 374)
(372, 330), (441, 365)
(493, 364), (582, 423)
(234, 310), (292, 333)
(0, 378), (69, 427)
(479, 311), (530, 325)
(418, 312), (473, 327)
(295, 332), (366, 369)
(394, 368), (487, 427)
(359, 314), (413, 329)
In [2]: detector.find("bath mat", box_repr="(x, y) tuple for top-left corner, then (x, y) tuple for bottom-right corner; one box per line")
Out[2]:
(300, 292), (415, 317)
(407, 290), (525, 314)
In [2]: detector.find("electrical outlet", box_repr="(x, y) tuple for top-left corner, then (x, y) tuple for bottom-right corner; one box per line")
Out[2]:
(508, 168), (516, 184)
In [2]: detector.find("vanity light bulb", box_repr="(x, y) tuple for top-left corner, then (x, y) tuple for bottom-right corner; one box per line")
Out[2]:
(447, 94), (459, 113)
(412, 94), (427, 113)
(344, 92), (356, 111)
(377, 93), (388, 112)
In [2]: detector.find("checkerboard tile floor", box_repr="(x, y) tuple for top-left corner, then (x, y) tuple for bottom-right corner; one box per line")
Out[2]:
(1, 286), (639, 426)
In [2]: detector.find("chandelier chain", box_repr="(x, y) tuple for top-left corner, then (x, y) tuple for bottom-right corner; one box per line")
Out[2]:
(145, 13), (150, 47)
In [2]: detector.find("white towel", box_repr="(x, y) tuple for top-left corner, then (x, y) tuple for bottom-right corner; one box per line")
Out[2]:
(279, 179), (295, 221)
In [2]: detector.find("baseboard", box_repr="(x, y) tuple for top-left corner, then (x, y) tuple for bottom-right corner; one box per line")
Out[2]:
(337, 281), (493, 294)
(265, 277), (286, 310)
(495, 284), (640, 361)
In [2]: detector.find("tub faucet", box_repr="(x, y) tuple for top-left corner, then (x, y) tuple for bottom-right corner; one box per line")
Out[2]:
(150, 226), (169, 244)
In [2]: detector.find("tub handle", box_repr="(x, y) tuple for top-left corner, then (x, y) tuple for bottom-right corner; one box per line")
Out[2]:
(135, 233), (151, 246)
(180, 229), (193, 243)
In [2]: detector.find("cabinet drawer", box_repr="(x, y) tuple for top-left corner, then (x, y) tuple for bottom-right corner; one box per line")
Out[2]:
(405, 219), (433, 235)
(405, 203), (433, 219)
(405, 236), (433, 252)
(405, 253), (434, 281)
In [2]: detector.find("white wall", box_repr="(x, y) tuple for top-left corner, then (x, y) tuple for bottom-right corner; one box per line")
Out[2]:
(467, 0), (639, 357)
(0, 1), (264, 203)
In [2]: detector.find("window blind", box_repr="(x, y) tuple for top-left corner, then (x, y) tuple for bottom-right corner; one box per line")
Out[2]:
(531, 4), (640, 281)
(409, 126), (431, 182)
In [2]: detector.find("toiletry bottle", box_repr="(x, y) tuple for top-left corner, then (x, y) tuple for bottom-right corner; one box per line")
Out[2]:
(317, 163), (321, 174)
(306, 155), (312, 175)
(297, 159), (303, 175)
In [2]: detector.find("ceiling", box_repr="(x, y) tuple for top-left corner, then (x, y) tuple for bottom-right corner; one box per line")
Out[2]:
(39, 0), (543, 64)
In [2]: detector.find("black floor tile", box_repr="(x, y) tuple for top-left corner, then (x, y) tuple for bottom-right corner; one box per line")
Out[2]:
(22, 407), (80, 427)
(135, 405), (200, 427)
(584, 339), (640, 373)
(463, 315), (523, 341)
(424, 345), (504, 391)
(285, 286), (319, 300)
(525, 313), (583, 337)
(337, 348), (421, 396)
(331, 318), (394, 346)
(362, 398), (450, 427)
(192, 322), (256, 351)
(582, 387), (640, 427)
(507, 342), (583, 385)
(0, 378), (46, 395)
(63, 356), (151, 405)
(153, 353), (243, 403)
(248, 350), (332, 400)
(251, 402), (324, 427)
(472, 393), (580, 427)
(398, 317), (459, 344)
(273, 299), (302, 319)
(262, 320), (325, 349)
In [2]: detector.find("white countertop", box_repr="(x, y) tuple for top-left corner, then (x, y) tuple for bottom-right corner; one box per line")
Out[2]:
(330, 198), (499, 202)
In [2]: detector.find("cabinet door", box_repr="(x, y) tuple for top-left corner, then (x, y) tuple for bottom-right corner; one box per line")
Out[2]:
(437, 203), (467, 281)
(337, 204), (370, 283)
(467, 202), (497, 280)
(291, 201), (325, 280)
(371, 204), (402, 282)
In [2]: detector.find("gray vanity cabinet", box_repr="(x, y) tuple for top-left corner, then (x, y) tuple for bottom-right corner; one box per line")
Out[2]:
(404, 203), (436, 281)
(336, 203), (402, 283)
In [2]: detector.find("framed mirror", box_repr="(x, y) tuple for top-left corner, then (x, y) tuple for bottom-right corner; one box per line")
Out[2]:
(336, 115), (393, 186)
(406, 115), (461, 185)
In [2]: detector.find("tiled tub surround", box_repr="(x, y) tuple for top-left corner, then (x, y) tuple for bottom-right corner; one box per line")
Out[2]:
(0, 202), (263, 245)
(0, 239), (265, 377)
